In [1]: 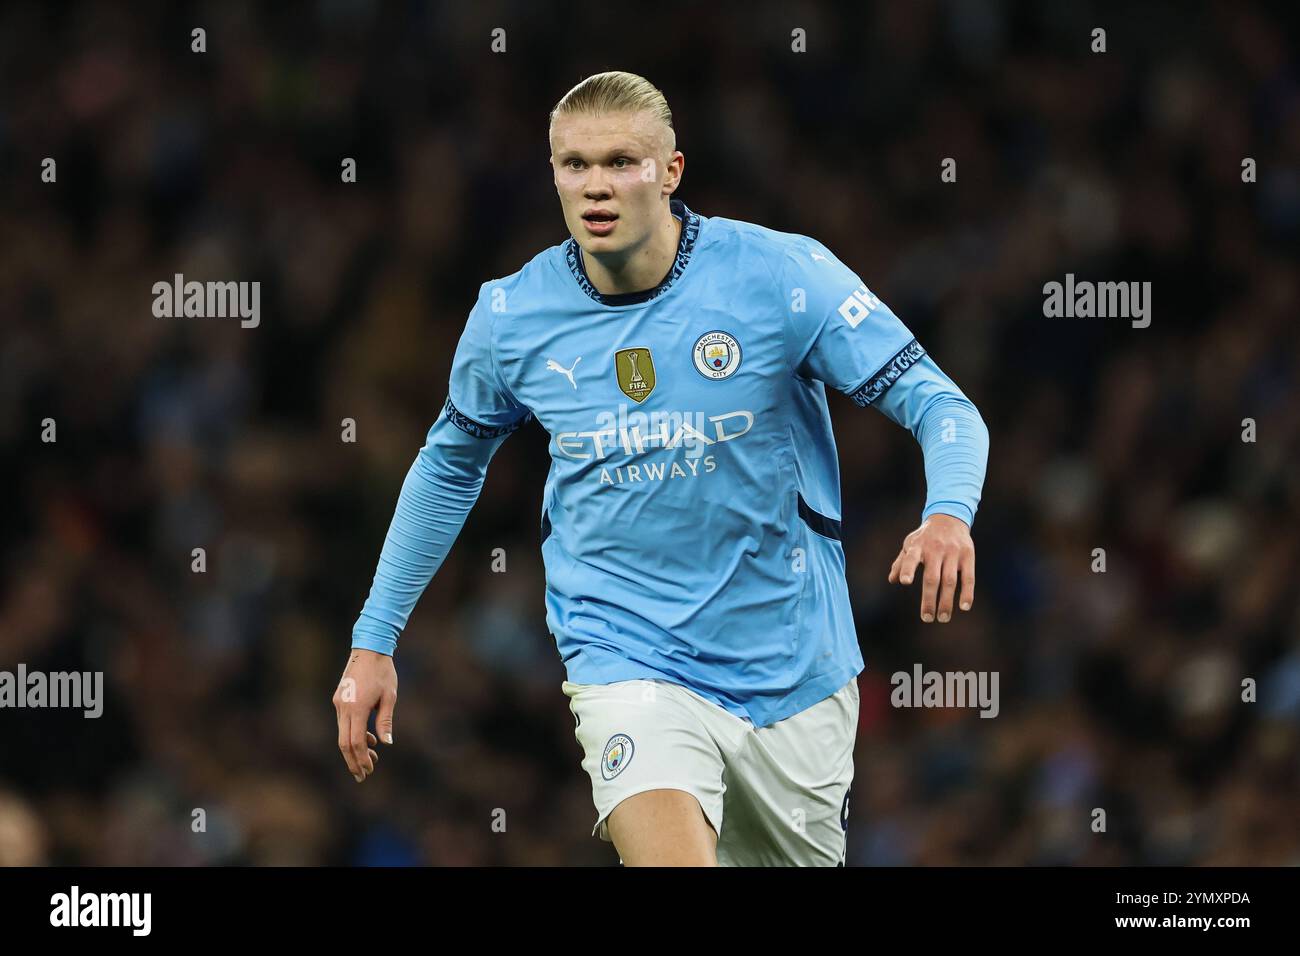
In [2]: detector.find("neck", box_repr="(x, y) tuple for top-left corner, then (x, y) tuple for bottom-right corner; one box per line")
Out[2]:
(582, 203), (682, 296)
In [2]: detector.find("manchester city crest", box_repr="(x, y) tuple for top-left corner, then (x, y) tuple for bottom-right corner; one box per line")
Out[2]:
(692, 330), (742, 380)
(601, 733), (635, 780)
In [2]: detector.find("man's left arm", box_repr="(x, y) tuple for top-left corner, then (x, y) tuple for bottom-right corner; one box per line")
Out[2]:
(871, 353), (989, 623)
(779, 239), (989, 623)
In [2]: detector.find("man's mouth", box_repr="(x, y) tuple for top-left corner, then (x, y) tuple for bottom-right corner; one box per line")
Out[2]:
(581, 210), (618, 236)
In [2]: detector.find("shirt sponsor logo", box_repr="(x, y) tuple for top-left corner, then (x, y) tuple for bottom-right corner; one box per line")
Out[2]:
(837, 282), (882, 329)
(555, 407), (754, 461)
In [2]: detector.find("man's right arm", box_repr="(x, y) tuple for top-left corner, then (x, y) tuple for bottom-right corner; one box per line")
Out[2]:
(351, 284), (531, 656)
(350, 406), (525, 654)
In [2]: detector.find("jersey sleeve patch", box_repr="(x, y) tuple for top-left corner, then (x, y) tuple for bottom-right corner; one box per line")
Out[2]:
(444, 396), (531, 439)
(849, 338), (927, 407)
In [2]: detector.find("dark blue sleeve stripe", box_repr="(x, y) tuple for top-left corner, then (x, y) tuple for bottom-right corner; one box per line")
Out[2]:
(444, 396), (530, 439)
(849, 338), (927, 407)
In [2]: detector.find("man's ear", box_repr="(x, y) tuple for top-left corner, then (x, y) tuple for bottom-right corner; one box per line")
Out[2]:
(663, 150), (685, 194)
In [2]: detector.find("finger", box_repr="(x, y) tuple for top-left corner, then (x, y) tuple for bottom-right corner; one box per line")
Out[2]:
(366, 731), (377, 747)
(888, 550), (903, 584)
(959, 548), (975, 611)
(356, 748), (379, 782)
(936, 554), (959, 622)
(898, 545), (923, 586)
(338, 711), (362, 781)
(349, 711), (373, 777)
(920, 552), (942, 622)
(376, 688), (397, 745)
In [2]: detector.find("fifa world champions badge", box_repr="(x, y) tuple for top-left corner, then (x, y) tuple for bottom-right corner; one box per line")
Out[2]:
(615, 347), (657, 402)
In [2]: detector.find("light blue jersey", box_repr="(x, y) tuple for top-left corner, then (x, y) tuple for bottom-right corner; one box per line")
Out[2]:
(352, 199), (989, 728)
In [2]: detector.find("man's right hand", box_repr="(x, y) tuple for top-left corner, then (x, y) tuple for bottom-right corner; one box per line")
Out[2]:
(333, 648), (398, 783)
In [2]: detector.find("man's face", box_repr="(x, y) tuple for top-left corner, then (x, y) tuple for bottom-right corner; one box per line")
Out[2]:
(550, 110), (683, 257)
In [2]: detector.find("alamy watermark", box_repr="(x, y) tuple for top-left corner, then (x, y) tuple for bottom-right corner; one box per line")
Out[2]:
(0, 664), (103, 718)
(50, 886), (151, 936)
(891, 664), (999, 718)
(152, 273), (260, 328)
(1043, 273), (1150, 328)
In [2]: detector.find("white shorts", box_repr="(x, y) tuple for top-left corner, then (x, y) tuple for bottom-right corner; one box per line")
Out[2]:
(563, 676), (859, 866)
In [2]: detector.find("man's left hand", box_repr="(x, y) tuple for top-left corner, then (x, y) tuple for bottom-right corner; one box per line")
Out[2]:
(887, 513), (975, 623)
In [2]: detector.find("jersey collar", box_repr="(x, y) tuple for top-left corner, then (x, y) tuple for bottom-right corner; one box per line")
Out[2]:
(565, 198), (700, 306)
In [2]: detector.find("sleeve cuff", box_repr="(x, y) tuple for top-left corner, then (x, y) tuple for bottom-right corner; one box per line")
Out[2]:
(921, 502), (974, 528)
(350, 632), (396, 656)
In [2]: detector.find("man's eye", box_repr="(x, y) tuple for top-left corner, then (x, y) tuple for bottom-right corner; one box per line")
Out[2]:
(613, 158), (631, 168)
(566, 159), (584, 170)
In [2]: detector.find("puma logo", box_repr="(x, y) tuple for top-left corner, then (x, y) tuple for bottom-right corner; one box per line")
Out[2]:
(546, 356), (581, 389)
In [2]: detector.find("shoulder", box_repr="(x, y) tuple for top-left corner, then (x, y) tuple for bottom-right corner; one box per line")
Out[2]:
(698, 213), (864, 325)
(464, 240), (576, 349)
(698, 212), (844, 285)
(476, 239), (572, 307)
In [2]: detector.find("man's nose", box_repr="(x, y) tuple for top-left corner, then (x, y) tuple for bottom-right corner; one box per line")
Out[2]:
(583, 166), (612, 199)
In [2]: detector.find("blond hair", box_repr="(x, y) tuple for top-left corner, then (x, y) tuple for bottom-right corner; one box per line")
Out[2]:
(549, 71), (674, 142)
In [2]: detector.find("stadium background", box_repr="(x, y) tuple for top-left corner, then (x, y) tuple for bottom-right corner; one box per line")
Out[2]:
(1, 0), (1297, 865)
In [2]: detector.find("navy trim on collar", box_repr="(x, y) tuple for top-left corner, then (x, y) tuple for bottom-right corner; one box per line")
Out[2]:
(565, 198), (700, 306)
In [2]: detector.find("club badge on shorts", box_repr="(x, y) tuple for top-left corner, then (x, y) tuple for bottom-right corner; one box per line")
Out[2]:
(601, 733), (635, 780)
(692, 330), (742, 380)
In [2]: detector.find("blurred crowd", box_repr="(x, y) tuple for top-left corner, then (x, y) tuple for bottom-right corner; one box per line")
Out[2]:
(1, 0), (1297, 865)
